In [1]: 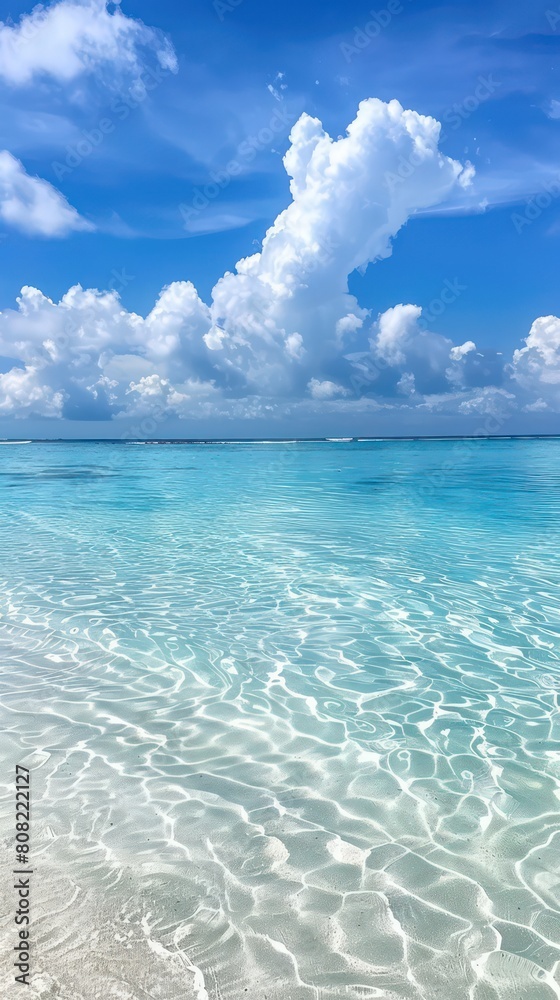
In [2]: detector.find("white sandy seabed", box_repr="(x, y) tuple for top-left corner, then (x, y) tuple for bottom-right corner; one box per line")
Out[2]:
(1, 731), (560, 1000)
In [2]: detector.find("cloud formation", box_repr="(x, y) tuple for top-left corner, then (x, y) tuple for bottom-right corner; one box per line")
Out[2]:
(0, 151), (91, 236)
(511, 316), (560, 411)
(0, 96), (556, 426)
(0, 366), (64, 417)
(0, 0), (177, 87)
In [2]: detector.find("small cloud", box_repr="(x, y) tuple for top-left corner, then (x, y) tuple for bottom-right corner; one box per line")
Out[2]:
(285, 332), (305, 360)
(307, 378), (348, 400)
(544, 99), (560, 120)
(523, 399), (548, 412)
(458, 387), (515, 417)
(396, 372), (416, 396)
(204, 325), (227, 351)
(449, 340), (476, 361)
(0, 0), (177, 88)
(0, 150), (92, 237)
(267, 72), (287, 102)
(373, 304), (422, 365)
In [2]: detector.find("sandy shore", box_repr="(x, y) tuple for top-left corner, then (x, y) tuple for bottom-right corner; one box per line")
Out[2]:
(0, 842), (205, 1000)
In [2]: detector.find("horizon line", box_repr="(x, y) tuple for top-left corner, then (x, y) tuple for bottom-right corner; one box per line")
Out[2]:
(2, 434), (560, 444)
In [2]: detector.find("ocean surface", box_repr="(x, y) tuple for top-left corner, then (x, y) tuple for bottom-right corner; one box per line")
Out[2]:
(0, 439), (559, 999)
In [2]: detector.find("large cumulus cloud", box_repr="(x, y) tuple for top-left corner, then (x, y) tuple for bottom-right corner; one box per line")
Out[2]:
(0, 97), (556, 425)
(209, 99), (472, 391)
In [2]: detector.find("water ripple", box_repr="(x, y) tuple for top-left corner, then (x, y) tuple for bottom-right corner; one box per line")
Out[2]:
(1, 440), (560, 998)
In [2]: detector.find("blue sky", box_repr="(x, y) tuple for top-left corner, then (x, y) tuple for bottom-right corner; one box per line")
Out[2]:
(1, 0), (560, 437)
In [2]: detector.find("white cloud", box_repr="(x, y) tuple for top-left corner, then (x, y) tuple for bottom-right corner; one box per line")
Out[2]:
(458, 386), (516, 418)
(523, 398), (548, 413)
(0, 0), (177, 87)
(307, 378), (348, 400)
(0, 367), (65, 416)
(124, 373), (218, 418)
(513, 315), (560, 370)
(368, 303), (461, 399)
(373, 304), (422, 365)
(335, 313), (363, 346)
(285, 332), (305, 360)
(396, 372), (416, 396)
(510, 315), (560, 410)
(0, 151), (92, 236)
(5, 96), (552, 425)
(209, 98), (472, 394)
(544, 100), (560, 121)
(203, 326), (227, 351)
(450, 340), (476, 361)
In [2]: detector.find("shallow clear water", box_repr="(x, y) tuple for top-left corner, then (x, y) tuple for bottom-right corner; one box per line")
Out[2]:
(1, 439), (560, 999)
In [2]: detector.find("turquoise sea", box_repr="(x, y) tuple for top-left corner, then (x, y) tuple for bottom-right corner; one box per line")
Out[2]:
(1, 439), (559, 999)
